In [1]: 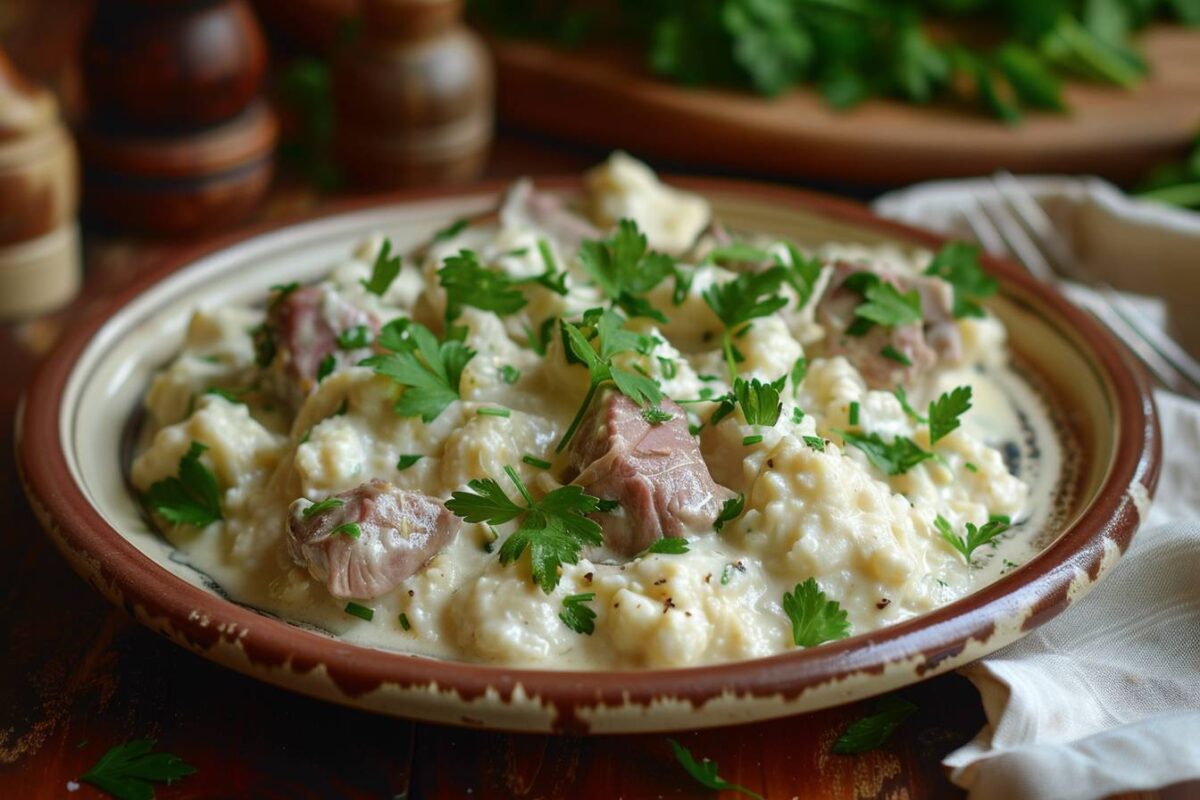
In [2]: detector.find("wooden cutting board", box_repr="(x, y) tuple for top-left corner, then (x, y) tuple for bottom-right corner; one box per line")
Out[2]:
(492, 25), (1200, 185)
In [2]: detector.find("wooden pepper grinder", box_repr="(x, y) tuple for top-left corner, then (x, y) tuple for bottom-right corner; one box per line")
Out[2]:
(333, 0), (493, 189)
(80, 0), (278, 236)
(0, 47), (81, 319)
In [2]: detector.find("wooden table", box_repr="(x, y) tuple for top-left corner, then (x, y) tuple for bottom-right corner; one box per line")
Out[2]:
(0, 134), (1161, 800)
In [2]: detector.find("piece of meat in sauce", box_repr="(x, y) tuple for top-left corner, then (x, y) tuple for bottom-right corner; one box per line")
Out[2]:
(500, 179), (601, 255)
(815, 261), (961, 389)
(263, 285), (378, 398)
(565, 392), (735, 556)
(287, 480), (460, 600)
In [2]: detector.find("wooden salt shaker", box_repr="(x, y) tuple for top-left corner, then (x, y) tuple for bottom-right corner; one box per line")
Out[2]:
(0, 48), (80, 319)
(332, 0), (493, 188)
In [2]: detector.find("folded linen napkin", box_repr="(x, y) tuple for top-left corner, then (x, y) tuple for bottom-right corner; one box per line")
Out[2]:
(873, 180), (1200, 800)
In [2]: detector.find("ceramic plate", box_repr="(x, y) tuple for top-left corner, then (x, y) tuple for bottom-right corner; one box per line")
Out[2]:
(17, 178), (1160, 733)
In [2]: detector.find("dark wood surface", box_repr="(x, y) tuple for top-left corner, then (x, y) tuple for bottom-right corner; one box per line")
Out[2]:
(0, 135), (1168, 800)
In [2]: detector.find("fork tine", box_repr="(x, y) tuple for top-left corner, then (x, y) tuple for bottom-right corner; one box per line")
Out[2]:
(959, 196), (1009, 258)
(974, 195), (1057, 282)
(991, 171), (1200, 391)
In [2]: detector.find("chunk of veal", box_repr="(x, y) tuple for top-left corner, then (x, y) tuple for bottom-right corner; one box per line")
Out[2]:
(564, 392), (735, 556)
(499, 178), (601, 253)
(815, 262), (961, 389)
(287, 480), (460, 600)
(264, 286), (378, 401)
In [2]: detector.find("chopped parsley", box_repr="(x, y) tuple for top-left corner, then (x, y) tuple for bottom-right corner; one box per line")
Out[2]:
(316, 353), (336, 382)
(832, 695), (918, 754)
(855, 280), (923, 329)
(880, 344), (913, 365)
(837, 430), (934, 475)
(668, 739), (762, 800)
(555, 309), (663, 452)
(81, 739), (196, 800)
(360, 320), (475, 422)
(396, 454), (423, 471)
(790, 356), (808, 395)
(936, 515), (1010, 563)
(559, 592), (597, 634)
(578, 218), (676, 323)
(522, 454), (552, 469)
(965, 462), (979, 473)
(742, 434), (764, 446)
(432, 218), (469, 242)
(706, 241), (770, 264)
(702, 266), (788, 380)
(142, 442), (222, 527)
(440, 249), (527, 325)
(803, 435), (825, 452)
(336, 324), (373, 349)
(302, 497), (344, 518)
(714, 493), (745, 533)
(344, 601), (374, 620)
(783, 577), (851, 647)
(476, 407), (511, 418)
(928, 385), (972, 445)
(780, 243), (824, 309)
(361, 238), (402, 296)
(332, 522), (361, 539)
(642, 537), (689, 556)
(446, 466), (603, 593)
(499, 364), (521, 384)
(923, 242), (997, 319)
(641, 405), (675, 424)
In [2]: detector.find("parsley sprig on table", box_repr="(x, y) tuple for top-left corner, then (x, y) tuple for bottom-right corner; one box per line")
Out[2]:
(142, 442), (222, 527)
(923, 243), (997, 319)
(783, 577), (851, 647)
(832, 695), (919, 755)
(446, 465), (603, 593)
(668, 738), (763, 800)
(360, 319), (475, 422)
(361, 238), (402, 296)
(556, 309), (664, 452)
(81, 739), (196, 800)
(936, 515), (1011, 563)
(578, 218), (678, 323)
(702, 266), (788, 380)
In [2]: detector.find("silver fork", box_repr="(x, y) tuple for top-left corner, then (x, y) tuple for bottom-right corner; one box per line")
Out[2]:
(957, 171), (1200, 400)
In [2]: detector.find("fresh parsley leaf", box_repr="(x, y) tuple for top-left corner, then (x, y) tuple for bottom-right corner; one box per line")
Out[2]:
(332, 522), (361, 539)
(668, 739), (763, 800)
(714, 493), (745, 532)
(513, 238), (570, 296)
(361, 238), (402, 296)
(703, 266), (788, 380)
(643, 537), (689, 555)
(706, 241), (771, 264)
(936, 515), (1010, 563)
(734, 376), (783, 426)
(837, 430), (935, 475)
(832, 695), (919, 755)
(446, 466), (603, 593)
(880, 345), (913, 366)
(360, 321), (475, 422)
(499, 364), (521, 384)
(433, 218), (469, 242)
(143, 442), (222, 527)
(81, 739), (196, 800)
(790, 356), (808, 395)
(855, 281), (923, 329)
(556, 309), (663, 452)
(595, 498), (620, 513)
(336, 324), (373, 349)
(803, 435), (825, 452)
(641, 405), (675, 424)
(893, 385), (927, 423)
(440, 249), (527, 324)
(560, 592), (597, 634)
(302, 497), (344, 518)
(578, 219), (676, 323)
(923, 242), (997, 319)
(396, 454), (422, 471)
(780, 243), (823, 308)
(928, 385), (972, 445)
(316, 353), (336, 382)
(783, 577), (851, 647)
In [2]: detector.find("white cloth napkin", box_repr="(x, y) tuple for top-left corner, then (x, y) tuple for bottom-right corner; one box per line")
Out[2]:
(872, 180), (1200, 800)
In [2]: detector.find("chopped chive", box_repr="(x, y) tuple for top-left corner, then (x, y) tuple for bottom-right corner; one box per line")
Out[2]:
(316, 354), (336, 382)
(499, 365), (521, 384)
(803, 436), (826, 452)
(344, 602), (374, 621)
(522, 454), (552, 469)
(742, 434), (764, 446)
(537, 238), (557, 272)
(501, 247), (529, 258)
(332, 522), (361, 539)
(880, 345), (912, 366)
(476, 407), (511, 418)
(396, 454), (422, 471)
(698, 374), (720, 382)
(302, 498), (345, 518)
(399, 612), (412, 631)
(433, 218), (468, 242)
(849, 401), (860, 426)
(965, 462), (978, 473)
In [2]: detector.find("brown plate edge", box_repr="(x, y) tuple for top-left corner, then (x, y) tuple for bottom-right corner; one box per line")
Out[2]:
(15, 174), (1162, 733)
